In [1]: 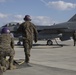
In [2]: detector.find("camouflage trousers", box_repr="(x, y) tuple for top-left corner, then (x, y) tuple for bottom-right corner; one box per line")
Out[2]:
(74, 40), (76, 46)
(0, 49), (15, 70)
(23, 39), (32, 63)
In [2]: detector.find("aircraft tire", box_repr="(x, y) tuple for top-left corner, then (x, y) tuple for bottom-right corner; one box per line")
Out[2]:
(47, 40), (53, 45)
(17, 42), (22, 45)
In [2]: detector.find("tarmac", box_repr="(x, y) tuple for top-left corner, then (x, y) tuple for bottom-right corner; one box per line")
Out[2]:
(3, 39), (76, 75)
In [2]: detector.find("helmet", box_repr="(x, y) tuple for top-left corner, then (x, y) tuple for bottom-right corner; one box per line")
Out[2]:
(24, 15), (31, 21)
(1, 27), (10, 34)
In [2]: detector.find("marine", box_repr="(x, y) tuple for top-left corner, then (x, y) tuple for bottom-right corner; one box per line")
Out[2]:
(17, 15), (38, 63)
(73, 30), (76, 46)
(0, 27), (16, 71)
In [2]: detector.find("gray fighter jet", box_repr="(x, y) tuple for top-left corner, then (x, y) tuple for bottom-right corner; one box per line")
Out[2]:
(0, 14), (76, 45)
(37, 14), (76, 45)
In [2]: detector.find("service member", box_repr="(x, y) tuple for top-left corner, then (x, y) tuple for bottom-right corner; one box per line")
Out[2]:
(0, 27), (15, 70)
(73, 30), (76, 46)
(17, 15), (38, 63)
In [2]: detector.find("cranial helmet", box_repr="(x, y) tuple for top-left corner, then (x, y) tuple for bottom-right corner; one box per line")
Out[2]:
(24, 15), (31, 21)
(1, 27), (10, 34)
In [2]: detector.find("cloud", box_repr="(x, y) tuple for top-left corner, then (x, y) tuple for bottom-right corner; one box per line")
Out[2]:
(32, 16), (55, 26)
(41, 0), (76, 10)
(14, 15), (23, 19)
(48, 1), (76, 10)
(12, 15), (24, 24)
(0, 13), (56, 26)
(0, 0), (5, 2)
(11, 15), (56, 26)
(0, 0), (8, 2)
(0, 13), (8, 18)
(13, 20), (23, 23)
(0, 0), (13, 3)
(11, 15), (54, 25)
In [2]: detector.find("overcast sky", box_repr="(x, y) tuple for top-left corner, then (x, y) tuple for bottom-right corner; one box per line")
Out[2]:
(0, 0), (76, 26)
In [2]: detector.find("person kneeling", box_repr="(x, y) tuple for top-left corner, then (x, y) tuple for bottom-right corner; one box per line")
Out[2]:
(0, 27), (16, 71)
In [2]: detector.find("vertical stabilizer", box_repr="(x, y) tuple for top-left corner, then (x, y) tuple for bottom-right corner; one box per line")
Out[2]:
(68, 14), (76, 22)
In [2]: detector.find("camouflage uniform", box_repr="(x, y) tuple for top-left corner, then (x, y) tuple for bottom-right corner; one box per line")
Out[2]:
(73, 31), (76, 46)
(17, 21), (38, 63)
(0, 33), (15, 70)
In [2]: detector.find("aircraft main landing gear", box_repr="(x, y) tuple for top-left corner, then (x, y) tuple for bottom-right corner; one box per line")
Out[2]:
(47, 40), (53, 45)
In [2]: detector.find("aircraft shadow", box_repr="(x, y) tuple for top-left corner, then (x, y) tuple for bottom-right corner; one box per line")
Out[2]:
(15, 43), (71, 49)
(32, 43), (72, 49)
(33, 43), (70, 46)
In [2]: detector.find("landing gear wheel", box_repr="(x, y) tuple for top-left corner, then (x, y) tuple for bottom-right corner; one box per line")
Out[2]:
(17, 41), (21, 45)
(47, 40), (53, 45)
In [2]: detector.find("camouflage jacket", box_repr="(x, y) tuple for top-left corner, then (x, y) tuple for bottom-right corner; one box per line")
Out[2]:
(17, 21), (38, 42)
(0, 33), (14, 51)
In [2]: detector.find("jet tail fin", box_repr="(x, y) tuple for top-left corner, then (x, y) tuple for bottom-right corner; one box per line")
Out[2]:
(68, 14), (76, 22)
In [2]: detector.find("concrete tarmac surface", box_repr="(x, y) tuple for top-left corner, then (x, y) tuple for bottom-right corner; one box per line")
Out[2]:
(4, 39), (76, 75)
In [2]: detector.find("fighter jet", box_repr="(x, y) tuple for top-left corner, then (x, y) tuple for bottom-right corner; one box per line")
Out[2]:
(36, 14), (76, 45)
(0, 14), (76, 45)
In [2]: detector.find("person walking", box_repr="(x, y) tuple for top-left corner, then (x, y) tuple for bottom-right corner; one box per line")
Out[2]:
(17, 15), (38, 63)
(73, 30), (76, 46)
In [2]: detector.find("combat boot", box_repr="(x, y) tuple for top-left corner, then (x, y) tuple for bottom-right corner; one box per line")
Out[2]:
(0, 65), (3, 75)
(25, 57), (29, 63)
(0, 66), (6, 72)
(9, 64), (17, 70)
